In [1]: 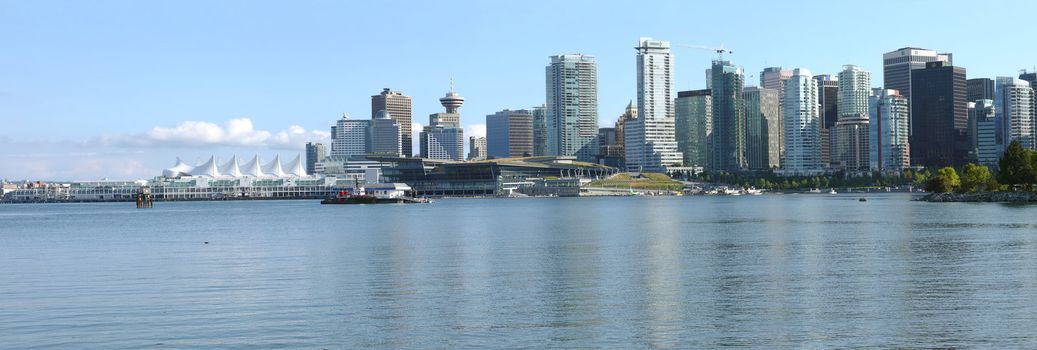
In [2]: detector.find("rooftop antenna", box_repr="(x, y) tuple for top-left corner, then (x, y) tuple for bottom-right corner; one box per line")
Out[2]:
(449, 76), (455, 92)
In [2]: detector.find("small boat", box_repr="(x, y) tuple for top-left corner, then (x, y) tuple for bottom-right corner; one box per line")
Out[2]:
(829, 188), (838, 195)
(321, 182), (429, 205)
(859, 197), (867, 202)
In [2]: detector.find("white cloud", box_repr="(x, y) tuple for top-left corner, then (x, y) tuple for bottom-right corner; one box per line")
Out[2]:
(0, 118), (335, 180)
(465, 123), (486, 138)
(103, 118), (329, 150)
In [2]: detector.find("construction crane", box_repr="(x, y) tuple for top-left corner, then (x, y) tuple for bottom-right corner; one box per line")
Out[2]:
(677, 44), (733, 61)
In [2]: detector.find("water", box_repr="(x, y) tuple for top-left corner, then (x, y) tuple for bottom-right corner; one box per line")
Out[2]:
(2, 194), (1037, 348)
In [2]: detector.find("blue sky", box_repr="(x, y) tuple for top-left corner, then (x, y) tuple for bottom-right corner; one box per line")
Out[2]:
(2, 0), (1035, 180)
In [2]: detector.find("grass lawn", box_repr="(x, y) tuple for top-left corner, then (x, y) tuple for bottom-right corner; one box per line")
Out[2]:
(588, 172), (684, 191)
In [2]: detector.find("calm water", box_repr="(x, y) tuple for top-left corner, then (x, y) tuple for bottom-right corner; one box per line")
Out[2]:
(3, 194), (1037, 348)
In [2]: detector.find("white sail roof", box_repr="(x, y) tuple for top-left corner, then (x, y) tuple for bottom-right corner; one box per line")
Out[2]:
(262, 154), (286, 177)
(218, 155), (243, 177)
(163, 157), (193, 177)
(241, 154), (264, 177)
(161, 154), (319, 179)
(188, 155), (220, 177)
(286, 154), (307, 177)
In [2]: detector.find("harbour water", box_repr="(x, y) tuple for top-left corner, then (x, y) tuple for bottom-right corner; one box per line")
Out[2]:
(2, 194), (1037, 348)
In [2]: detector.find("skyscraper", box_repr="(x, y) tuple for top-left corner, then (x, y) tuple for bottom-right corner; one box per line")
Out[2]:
(970, 99), (998, 167)
(967, 78), (996, 102)
(305, 142), (326, 175)
(597, 127), (623, 168)
(710, 60), (745, 171)
(783, 68), (822, 173)
(882, 47), (952, 135)
(837, 65), (871, 119)
(815, 74), (839, 167)
(1019, 71), (1037, 91)
(531, 105), (548, 156)
(869, 89), (910, 172)
(760, 67), (793, 93)
(910, 61), (968, 168)
(486, 109), (534, 158)
(626, 37), (682, 172)
(419, 90), (466, 161)
(546, 54), (598, 161)
(834, 65), (871, 171)
(468, 136), (487, 161)
(742, 87), (780, 169)
(330, 113), (370, 158)
(369, 110), (402, 157)
(996, 78), (1036, 150)
(761, 67), (792, 165)
(833, 117), (870, 171)
(675, 89), (712, 169)
(371, 88), (413, 157)
(614, 101), (638, 167)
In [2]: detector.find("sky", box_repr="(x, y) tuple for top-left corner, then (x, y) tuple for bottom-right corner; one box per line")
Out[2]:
(3, 0), (1036, 180)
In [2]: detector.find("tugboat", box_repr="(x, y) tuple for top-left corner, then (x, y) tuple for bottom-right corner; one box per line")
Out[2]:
(321, 182), (429, 205)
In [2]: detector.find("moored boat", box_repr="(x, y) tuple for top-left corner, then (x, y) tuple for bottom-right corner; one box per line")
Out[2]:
(320, 183), (429, 205)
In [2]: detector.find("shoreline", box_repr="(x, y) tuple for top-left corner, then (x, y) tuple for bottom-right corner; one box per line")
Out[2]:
(921, 192), (1037, 203)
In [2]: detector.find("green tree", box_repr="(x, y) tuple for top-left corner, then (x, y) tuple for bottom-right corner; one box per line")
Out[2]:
(998, 140), (1035, 189)
(959, 163), (992, 193)
(926, 167), (960, 193)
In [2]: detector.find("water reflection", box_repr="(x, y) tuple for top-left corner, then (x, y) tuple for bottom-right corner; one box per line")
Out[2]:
(3, 196), (1037, 348)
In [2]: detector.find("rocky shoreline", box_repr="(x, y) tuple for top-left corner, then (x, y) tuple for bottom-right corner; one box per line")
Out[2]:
(922, 191), (1037, 203)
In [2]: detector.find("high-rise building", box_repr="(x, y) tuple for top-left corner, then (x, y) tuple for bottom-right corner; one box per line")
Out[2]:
(783, 68), (822, 173)
(970, 99), (998, 167)
(742, 87), (780, 169)
(710, 60), (746, 171)
(614, 101), (638, 167)
(431, 91), (464, 128)
(833, 117), (870, 171)
(420, 127), (464, 161)
(1019, 71), (1037, 91)
(626, 37), (682, 172)
(369, 110), (402, 157)
(967, 78), (996, 102)
(761, 67), (793, 93)
(468, 136), (487, 161)
(419, 90), (466, 161)
(837, 65), (871, 119)
(597, 127), (623, 168)
(330, 113), (370, 158)
(761, 67), (792, 166)
(910, 61), (968, 168)
(815, 74), (839, 167)
(883, 47), (952, 135)
(486, 109), (534, 158)
(996, 78), (1036, 150)
(545, 54), (598, 161)
(869, 89), (910, 172)
(371, 88), (413, 157)
(531, 105), (548, 156)
(675, 89), (712, 169)
(305, 142), (326, 175)
(832, 65), (871, 171)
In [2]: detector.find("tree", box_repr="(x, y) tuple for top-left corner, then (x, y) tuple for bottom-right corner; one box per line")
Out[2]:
(926, 166), (960, 193)
(913, 169), (930, 188)
(998, 140), (1035, 189)
(959, 163), (992, 193)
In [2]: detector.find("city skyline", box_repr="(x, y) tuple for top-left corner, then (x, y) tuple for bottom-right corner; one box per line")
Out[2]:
(4, 0), (1037, 179)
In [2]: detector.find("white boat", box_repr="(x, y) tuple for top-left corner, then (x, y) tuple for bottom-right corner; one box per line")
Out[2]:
(829, 188), (837, 194)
